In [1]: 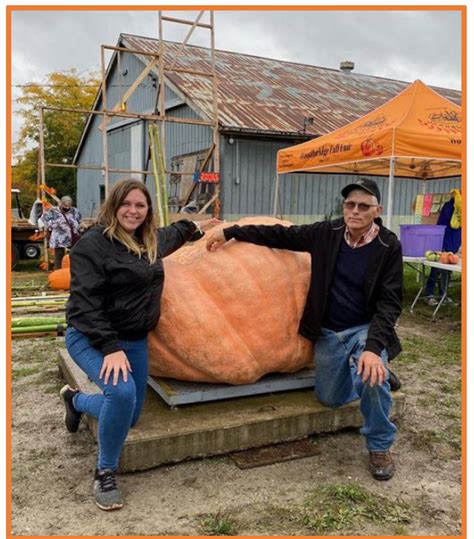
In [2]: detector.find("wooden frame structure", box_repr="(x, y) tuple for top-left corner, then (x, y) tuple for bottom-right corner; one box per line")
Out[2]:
(37, 10), (221, 218)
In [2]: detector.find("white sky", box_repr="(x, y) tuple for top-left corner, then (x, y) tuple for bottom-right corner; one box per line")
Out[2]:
(10, 8), (462, 146)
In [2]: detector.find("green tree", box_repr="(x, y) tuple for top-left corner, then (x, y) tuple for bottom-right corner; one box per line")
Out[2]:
(13, 69), (99, 213)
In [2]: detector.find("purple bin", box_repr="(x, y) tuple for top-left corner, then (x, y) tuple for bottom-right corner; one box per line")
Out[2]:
(399, 224), (446, 257)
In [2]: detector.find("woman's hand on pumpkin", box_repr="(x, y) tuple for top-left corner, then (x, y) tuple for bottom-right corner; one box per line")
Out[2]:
(197, 218), (222, 232)
(100, 351), (132, 385)
(206, 229), (227, 251)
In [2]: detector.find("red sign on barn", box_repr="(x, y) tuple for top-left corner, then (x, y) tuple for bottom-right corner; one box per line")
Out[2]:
(199, 172), (220, 183)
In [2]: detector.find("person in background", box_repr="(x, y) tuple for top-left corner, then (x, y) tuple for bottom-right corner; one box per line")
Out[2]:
(43, 196), (82, 270)
(60, 178), (219, 511)
(206, 178), (402, 482)
(424, 189), (462, 306)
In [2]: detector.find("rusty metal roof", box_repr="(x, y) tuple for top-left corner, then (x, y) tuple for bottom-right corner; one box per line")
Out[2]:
(122, 33), (461, 137)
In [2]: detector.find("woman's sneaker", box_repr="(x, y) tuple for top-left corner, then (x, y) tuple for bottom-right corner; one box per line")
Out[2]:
(94, 469), (124, 511)
(59, 385), (82, 433)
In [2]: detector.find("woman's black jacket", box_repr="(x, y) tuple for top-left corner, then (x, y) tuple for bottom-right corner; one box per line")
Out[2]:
(66, 221), (200, 355)
(223, 216), (403, 360)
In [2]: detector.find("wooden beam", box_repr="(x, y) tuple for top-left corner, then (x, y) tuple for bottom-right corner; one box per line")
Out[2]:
(42, 106), (215, 126)
(161, 15), (212, 29)
(100, 45), (110, 195)
(198, 192), (219, 214)
(102, 44), (160, 57)
(168, 11), (205, 71)
(111, 56), (159, 113)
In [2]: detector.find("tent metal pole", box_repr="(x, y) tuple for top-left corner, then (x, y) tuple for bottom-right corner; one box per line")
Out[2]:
(386, 157), (396, 230)
(273, 172), (280, 217)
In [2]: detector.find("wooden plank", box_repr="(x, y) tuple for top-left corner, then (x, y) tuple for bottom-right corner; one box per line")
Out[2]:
(178, 144), (216, 211)
(12, 331), (63, 339)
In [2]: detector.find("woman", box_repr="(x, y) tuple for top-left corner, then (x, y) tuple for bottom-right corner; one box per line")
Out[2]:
(43, 195), (82, 269)
(60, 179), (218, 511)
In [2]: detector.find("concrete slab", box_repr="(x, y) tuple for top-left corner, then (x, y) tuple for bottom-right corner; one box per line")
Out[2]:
(58, 349), (406, 473)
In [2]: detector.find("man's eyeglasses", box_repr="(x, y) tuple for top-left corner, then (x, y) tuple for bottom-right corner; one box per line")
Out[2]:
(343, 201), (379, 212)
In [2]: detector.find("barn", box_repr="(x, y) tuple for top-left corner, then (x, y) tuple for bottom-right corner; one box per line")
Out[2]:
(74, 33), (461, 231)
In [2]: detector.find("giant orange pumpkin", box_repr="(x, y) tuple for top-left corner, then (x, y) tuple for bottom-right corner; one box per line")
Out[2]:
(148, 217), (313, 385)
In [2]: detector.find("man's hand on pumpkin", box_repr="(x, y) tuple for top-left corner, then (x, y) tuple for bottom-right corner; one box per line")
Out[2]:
(206, 229), (227, 251)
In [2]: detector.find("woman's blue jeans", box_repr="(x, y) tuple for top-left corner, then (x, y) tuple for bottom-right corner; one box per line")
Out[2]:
(65, 326), (149, 471)
(313, 324), (396, 451)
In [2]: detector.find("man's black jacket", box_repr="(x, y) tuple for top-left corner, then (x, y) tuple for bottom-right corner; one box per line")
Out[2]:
(224, 216), (403, 360)
(66, 221), (200, 356)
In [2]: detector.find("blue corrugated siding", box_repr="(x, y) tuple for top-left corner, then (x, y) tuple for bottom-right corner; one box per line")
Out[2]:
(220, 136), (461, 223)
(76, 52), (212, 216)
(108, 52), (157, 125)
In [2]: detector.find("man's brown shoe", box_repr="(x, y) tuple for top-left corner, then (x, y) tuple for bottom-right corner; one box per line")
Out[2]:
(369, 450), (395, 481)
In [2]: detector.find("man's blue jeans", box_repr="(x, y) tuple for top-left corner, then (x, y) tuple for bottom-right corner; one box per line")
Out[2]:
(65, 326), (149, 471)
(313, 324), (396, 451)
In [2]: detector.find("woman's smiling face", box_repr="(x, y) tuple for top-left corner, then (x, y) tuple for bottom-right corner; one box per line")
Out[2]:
(116, 188), (149, 234)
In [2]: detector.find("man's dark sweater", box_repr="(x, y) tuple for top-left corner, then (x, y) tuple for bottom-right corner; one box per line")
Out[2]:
(323, 240), (376, 331)
(223, 217), (403, 360)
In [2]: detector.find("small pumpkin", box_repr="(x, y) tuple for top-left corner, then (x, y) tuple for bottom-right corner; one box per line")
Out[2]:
(439, 252), (451, 264)
(61, 255), (70, 269)
(48, 268), (71, 291)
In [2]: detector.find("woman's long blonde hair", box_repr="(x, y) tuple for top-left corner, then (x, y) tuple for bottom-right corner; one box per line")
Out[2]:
(96, 178), (158, 263)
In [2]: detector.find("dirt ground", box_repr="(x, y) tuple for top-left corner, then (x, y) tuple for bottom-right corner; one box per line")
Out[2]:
(10, 266), (462, 536)
(9, 321), (461, 536)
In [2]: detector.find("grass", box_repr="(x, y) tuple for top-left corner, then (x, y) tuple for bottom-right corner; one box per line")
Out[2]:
(11, 338), (64, 395)
(301, 482), (412, 534)
(396, 273), (462, 458)
(199, 512), (237, 535)
(11, 365), (42, 381)
(397, 332), (461, 367)
(11, 261), (49, 292)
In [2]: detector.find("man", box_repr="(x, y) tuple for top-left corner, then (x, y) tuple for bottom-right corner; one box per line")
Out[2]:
(206, 178), (403, 480)
(43, 196), (82, 270)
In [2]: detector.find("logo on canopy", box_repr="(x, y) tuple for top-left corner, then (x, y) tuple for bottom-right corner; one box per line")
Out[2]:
(360, 139), (384, 157)
(418, 109), (461, 134)
(335, 115), (389, 140)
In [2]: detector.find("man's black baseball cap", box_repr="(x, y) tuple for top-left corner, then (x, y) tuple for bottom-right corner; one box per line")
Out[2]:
(341, 178), (381, 204)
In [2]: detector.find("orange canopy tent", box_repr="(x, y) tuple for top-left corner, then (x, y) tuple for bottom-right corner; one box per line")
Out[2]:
(275, 80), (462, 228)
